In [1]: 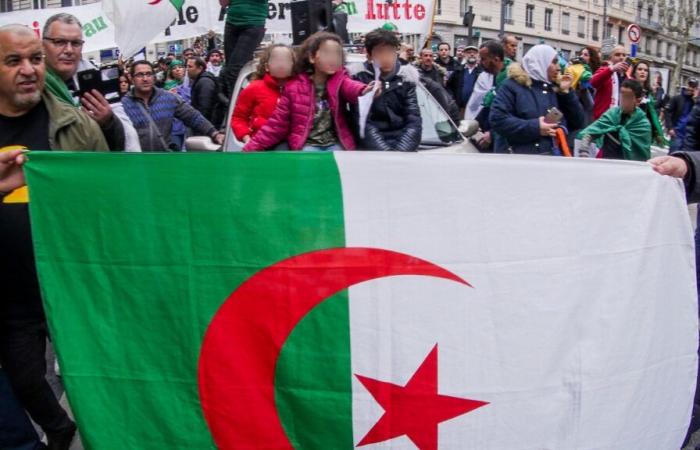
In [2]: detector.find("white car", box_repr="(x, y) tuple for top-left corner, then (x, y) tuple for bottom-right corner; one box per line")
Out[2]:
(186, 53), (480, 153)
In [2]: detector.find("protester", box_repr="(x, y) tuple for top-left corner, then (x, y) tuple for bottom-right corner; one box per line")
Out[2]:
(219, 0), (268, 99)
(351, 28), (421, 151)
(420, 75), (461, 125)
(243, 32), (373, 151)
(415, 48), (446, 86)
(580, 46), (601, 73)
(683, 87), (700, 151)
(464, 41), (504, 122)
(42, 13), (134, 151)
(187, 57), (220, 125)
(565, 48), (596, 128)
(121, 61), (224, 151)
(630, 61), (667, 146)
(0, 24), (109, 450)
(163, 59), (189, 150)
(456, 45), (465, 64)
(435, 42), (460, 80)
(206, 48), (224, 77)
(182, 48), (195, 61)
(118, 72), (131, 99)
(490, 44), (583, 155)
(447, 45), (481, 115)
(398, 43), (415, 65)
(1, 368), (45, 450)
(502, 34), (518, 62)
(577, 79), (651, 160)
(231, 44), (295, 143)
(591, 44), (629, 120)
(665, 77), (699, 151)
(155, 57), (169, 87)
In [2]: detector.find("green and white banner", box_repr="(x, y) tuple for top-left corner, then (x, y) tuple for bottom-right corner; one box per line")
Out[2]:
(24, 152), (697, 449)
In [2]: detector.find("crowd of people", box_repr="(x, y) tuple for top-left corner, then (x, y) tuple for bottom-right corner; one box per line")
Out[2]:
(4, 1), (700, 448)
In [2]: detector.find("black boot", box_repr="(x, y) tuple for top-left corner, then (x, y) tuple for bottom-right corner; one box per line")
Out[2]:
(46, 420), (77, 450)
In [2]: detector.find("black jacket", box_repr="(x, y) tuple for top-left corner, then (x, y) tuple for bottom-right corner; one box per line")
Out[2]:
(352, 61), (422, 152)
(682, 103), (700, 151)
(490, 63), (584, 155)
(447, 64), (482, 108)
(416, 63), (446, 86)
(665, 88), (695, 130)
(190, 71), (219, 124)
(673, 151), (700, 203)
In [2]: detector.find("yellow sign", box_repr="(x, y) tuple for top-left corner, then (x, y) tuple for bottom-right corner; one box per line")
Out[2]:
(1, 146), (29, 204)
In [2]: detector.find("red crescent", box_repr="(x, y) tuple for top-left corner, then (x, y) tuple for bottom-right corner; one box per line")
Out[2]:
(198, 247), (471, 449)
(148, 0), (162, 4)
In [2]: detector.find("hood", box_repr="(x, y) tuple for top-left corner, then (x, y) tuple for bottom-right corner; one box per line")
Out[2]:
(507, 62), (532, 87)
(350, 60), (420, 85)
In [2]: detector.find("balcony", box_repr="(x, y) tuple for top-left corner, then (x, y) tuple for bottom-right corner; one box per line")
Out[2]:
(505, 19), (514, 24)
(640, 18), (663, 31)
(562, 29), (570, 35)
(578, 32), (586, 38)
(526, 22), (535, 28)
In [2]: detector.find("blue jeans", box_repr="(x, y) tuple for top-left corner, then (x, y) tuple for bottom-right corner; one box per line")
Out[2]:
(0, 369), (45, 450)
(301, 144), (343, 152)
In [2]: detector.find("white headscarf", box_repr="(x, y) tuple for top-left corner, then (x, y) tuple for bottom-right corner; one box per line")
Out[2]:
(522, 45), (557, 84)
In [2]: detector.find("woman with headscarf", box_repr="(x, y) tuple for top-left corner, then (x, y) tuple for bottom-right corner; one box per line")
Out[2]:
(490, 45), (584, 155)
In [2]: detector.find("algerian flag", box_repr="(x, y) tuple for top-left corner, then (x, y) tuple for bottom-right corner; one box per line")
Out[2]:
(102, 0), (184, 59)
(25, 152), (697, 449)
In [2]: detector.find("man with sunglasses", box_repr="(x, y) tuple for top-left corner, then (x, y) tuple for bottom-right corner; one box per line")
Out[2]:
(42, 13), (139, 152)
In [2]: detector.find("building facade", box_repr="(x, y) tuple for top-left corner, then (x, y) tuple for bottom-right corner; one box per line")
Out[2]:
(432, 0), (700, 92)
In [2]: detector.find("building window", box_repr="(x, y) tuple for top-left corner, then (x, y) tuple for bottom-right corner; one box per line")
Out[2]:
(545, 8), (553, 31)
(62, 0), (72, 5)
(562, 12), (570, 35)
(526, 4), (535, 28)
(606, 23), (613, 39)
(437, 0), (442, 15)
(618, 26), (624, 44)
(647, 5), (653, 20)
(645, 36), (652, 53)
(577, 15), (586, 38)
(505, 1), (514, 24)
(460, 0), (468, 15)
(33, 0), (47, 8)
(0, 0), (12, 12)
(592, 19), (600, 40)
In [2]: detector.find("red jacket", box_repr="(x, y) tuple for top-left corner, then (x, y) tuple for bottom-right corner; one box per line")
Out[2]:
(243, 70), (366, 151)
(591, 65), (626, 120)
(231, 74), (282, 140)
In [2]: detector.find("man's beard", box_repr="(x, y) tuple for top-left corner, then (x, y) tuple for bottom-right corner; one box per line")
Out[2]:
(12, 90), (41, 110)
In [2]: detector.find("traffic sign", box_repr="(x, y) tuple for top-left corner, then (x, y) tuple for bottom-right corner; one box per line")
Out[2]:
(627, 24), (641, 43)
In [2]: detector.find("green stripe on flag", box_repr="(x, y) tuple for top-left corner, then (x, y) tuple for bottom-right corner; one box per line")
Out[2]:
(170, 0), (185, 10)
(24, 152), (348, 449)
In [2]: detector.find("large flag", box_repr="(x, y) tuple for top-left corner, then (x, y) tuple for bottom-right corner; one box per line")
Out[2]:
(25, 152), (697, 450)
(101, 0), (184, 58)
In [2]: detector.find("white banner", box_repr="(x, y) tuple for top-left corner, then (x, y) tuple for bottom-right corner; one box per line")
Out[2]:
(0, 0), (435, 55)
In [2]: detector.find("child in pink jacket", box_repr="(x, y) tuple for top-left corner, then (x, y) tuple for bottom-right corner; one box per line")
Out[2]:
(244, 32), (375, 151)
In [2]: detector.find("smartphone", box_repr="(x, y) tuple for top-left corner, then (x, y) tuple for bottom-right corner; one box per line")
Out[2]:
(77, 65), (120, 103)
(545, 107), (563, 124)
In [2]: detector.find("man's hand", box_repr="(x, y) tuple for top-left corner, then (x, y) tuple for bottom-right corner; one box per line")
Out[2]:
(212, 133), (225, 145)
(539, 117), (558, 137)
(242, 135), (251, 144)
(81, 90), (114, 127)
(612, 61), (629, 74)
(649, 156), (689, 179)
(0, 150), (27, 194)
(219, 0), (230, 7)
(478, 131), (491, 148)
(361, 81), (376, 96)
(558, 74), (573, 93)
(669, 129), (676, 138)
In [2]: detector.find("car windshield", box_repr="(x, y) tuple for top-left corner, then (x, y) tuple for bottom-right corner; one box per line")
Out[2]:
(225, 63), (463, 151)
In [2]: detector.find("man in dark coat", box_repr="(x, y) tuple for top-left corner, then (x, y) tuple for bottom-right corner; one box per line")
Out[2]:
(447, 45), (482, 113)
(187, 57), (222, 127)
(665, 78), (699, 151)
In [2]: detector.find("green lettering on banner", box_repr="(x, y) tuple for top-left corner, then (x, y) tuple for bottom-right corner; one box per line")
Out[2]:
(83, 16), (108, 38)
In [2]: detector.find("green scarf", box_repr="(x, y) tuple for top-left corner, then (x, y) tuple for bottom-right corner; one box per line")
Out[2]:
(578, 106), (652, 161)
(44, 68), (78, 107)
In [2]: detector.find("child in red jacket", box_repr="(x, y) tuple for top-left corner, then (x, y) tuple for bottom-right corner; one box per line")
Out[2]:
(231, 44), (295, 143)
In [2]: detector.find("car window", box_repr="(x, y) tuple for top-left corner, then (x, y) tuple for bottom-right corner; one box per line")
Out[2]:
(415, 84), (463, 148)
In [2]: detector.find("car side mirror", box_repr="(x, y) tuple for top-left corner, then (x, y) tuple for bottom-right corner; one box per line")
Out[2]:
(459, 120), (480, 138)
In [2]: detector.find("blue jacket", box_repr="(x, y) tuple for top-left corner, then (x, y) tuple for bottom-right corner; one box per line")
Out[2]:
(490, 63), (584, 155)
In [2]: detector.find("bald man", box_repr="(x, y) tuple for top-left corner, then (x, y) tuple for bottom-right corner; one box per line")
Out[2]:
(0, 24), (107, 450)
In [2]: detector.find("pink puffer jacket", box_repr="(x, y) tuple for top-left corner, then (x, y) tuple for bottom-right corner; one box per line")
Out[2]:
(243, 70), (367, 151)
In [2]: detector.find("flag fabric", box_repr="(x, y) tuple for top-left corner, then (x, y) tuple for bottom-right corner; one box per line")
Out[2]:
(101, 0), (184, 58)
(24, 152), (697, 450)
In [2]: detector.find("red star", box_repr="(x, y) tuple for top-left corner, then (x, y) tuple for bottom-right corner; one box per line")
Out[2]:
(355, 345), (488, 450)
